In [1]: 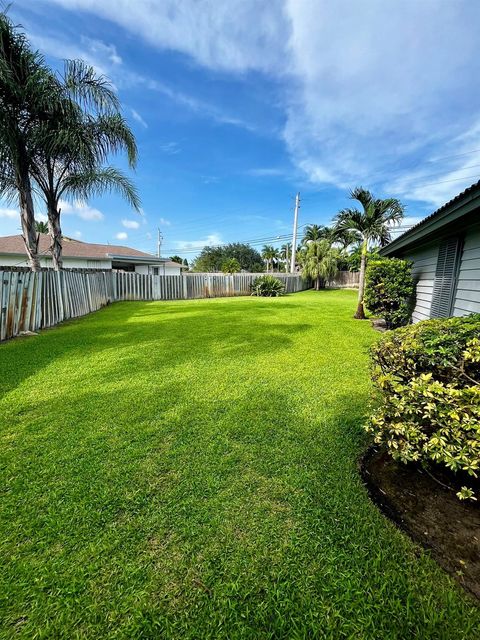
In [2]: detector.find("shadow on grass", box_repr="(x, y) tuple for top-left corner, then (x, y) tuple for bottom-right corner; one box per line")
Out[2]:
(0, 299), (312, 399)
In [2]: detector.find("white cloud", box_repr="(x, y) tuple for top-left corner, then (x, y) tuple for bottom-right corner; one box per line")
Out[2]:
(44, 0), (287, 72)
(159, 217), (171, 226)
(387, 120), (480, 206)
(130, 108), (148, 128)
(175, 233), (222, 251)
(115, 231), (128, 240)
(122, 218), (140, 229)
(60, 200), (104, 221)
(28, 31), (122, 79)
(74, 230), (82, 238)
(0, 208), (18, 218)
(41, 0), (480, 205)
(281, 0), (480, 198)
(247, 168), (285, 177)
(159, 142), (180, 155)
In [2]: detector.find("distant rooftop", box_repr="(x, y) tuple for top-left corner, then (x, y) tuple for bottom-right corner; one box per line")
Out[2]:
(0, 234), (180, 266)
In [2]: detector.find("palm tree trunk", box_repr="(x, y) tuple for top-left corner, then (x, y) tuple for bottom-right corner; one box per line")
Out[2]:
(316, 276), (320, 290)
(18, 167), (40, 271)
(354, 240), (367, 319)
(47, 203), (63, 271)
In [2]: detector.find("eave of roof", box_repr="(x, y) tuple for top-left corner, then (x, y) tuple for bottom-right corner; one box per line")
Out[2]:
(380, 180), (480, 256)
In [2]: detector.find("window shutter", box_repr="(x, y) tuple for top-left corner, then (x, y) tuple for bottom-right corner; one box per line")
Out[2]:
(430, 237), (461, 318)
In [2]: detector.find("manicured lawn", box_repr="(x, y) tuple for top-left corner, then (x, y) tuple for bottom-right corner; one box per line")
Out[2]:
(0, 289), (478, 639)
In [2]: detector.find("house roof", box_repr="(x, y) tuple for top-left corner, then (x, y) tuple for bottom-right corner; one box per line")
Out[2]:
(381, 180), (480, 256)
(0, 234), (180, 267)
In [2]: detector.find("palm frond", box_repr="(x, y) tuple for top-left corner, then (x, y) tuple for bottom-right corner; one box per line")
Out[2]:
(62, 166), (141, 212)
(63, 59), (119, 114)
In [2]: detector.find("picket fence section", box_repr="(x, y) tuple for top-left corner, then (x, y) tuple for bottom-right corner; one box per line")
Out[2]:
(0, 270), (312, 341)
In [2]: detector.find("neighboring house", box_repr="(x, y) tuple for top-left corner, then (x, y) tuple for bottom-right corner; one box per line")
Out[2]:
(0, 234), (182, 275)
(380, 180), (480, 322)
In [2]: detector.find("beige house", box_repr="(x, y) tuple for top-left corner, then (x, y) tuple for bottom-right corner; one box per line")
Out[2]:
(0, 234), (182, 275)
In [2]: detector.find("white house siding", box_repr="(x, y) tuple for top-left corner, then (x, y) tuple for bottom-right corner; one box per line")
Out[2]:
(0, 255), (111, 269)
(135, 264), (181, 276)
(453, 224), (480, 316)
(404, 242), (439, 322)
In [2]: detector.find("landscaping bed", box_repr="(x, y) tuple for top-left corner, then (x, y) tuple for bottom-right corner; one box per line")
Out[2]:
(362, 447), (480, 600)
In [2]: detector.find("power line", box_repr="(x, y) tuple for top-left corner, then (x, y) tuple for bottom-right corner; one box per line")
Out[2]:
(161, 228), (307, 255)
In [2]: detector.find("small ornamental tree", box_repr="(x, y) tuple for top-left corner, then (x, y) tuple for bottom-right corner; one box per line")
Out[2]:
(364, 258), (415, 329)
(366, 315), (480, 501)
(221, 258), (241, 274)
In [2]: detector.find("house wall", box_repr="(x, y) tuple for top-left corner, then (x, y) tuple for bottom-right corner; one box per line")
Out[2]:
(0, 254), (111, 269)
(403, 241), (439, 322)
(453, 223), (480, 316)
(134, 264), (181, 276)
(401, 223), (480, 322)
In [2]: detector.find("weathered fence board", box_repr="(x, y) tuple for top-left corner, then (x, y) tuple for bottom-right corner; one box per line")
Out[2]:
(0, 269), (359, 342)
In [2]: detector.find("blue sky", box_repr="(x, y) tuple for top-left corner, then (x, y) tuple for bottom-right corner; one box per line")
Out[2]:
(1, 0), (480, 259)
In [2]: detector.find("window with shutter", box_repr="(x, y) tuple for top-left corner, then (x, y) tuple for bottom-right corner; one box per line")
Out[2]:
(430, 237), (462, 318)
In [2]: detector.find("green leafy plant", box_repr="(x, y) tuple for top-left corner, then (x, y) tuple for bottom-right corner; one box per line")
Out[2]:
(364, 258), (415, 328)
(250, 274), (285, 297)
(366, 315), (480, 500)
(301, 239), (340, 290)
(221, 258), (241, 274)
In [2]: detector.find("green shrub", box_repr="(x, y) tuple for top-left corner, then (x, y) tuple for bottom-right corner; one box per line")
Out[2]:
(364, 258), (415, 329)
(366, 315), (480, 500)
(221, 258), (241, 274)
(250, 275), (285, 297)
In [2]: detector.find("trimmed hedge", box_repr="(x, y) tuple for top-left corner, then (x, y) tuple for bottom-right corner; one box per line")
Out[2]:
(366, 314), (480, 500)
(364, 258), (415, 329)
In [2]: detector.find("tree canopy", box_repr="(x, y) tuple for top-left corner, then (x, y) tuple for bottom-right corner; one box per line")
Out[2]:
(192, 243), (263, 272)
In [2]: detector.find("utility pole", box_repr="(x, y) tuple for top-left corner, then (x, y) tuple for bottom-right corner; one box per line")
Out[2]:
(290, 192), (300, 273)
(157, 227), (163, 257)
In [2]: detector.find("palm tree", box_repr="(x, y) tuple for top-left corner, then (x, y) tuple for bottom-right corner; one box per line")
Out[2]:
(35, 220), (48, 233)
(302, 224), (325, 245)
(302, 239), (340, 290)
(334, 187), (404, 319)
(0, 13), (65, 270)
(280, 242), (291, 271)
(30, 61), (139, 270)
(262, 245), (279, 272)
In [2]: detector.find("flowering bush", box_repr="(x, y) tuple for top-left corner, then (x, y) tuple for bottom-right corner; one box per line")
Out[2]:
(366, 315), (480, 500)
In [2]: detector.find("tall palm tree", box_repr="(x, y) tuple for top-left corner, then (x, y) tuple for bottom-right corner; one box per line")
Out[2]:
(30, 61), (139, 270)
(0, 13), (65, 270)
(302, 239), (340, 290)
(334, 187), (404, 319)
(262, 245), (279, 272)
(280, 242), (291, 271)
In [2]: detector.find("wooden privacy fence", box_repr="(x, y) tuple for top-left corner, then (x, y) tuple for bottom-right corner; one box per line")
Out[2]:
(0, 270), (311, 341)
(326, 271), (360, 288)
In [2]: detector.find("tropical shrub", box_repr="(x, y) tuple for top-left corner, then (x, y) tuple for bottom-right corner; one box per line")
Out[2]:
(221, 258), (241, 274)
(366, 315), (480, 500)
(364, 258), (415, 328)
(302, 239), (339, 290)
(250, 275), (285, 297)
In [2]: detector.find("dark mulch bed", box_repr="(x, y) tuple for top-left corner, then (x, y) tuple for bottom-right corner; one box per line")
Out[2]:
(361, 447), (480, 601)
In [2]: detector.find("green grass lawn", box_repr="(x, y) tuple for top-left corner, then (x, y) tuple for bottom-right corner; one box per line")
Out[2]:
(0, 289), (478, 639)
